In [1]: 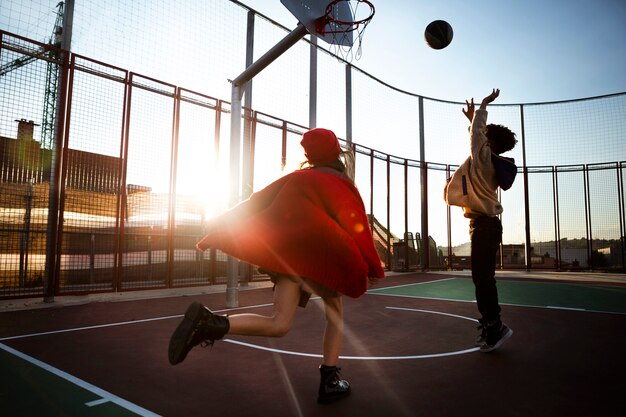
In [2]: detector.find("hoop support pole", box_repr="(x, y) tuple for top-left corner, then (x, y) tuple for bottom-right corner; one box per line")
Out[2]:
(226, 23), (309, 308)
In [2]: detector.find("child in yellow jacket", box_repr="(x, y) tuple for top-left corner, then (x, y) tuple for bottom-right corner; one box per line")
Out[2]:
(444, 88), (517, 352)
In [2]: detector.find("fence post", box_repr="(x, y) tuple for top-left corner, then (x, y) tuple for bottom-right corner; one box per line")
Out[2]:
(446, 165), (452, 269)
(552, 166), (562, 270)
(520, 104), (532, 271)
(90, 233), (95, 284)
(148, 227), (153, 279)
(619, 162), (625, 270)
(419, 96), (429, 270)
(43, 49), (70, 302)
(166, 87), (180, 288)
(20, 180), (33, 287)
(583, 165), (592, 270)
(386, 154), (391, 269)
(346, 63), (352, 144)
(309, 36), (317, 128)
(403, 159), (409, 271)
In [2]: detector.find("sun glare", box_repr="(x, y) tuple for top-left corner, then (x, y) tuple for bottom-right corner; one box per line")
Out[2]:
(174, 125), (231, 222)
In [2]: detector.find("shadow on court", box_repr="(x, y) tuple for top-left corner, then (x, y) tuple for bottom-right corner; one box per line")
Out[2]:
(1, 272), (625, 417)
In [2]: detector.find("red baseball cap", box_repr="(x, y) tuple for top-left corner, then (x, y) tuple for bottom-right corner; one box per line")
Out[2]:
(300, 128), (341, 165)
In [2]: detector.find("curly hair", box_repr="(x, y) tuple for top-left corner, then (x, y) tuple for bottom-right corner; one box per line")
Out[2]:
(486, 123), (517, 154)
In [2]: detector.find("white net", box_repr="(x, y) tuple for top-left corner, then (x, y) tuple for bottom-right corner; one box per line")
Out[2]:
(320, 0), (375, 62)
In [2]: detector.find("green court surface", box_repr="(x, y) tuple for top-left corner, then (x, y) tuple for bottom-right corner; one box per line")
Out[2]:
(0, 344), (157, 417)
(368, 277), (626, 314)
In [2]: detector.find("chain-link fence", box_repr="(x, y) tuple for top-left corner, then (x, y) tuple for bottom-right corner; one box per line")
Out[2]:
(1, 1), (625, 299)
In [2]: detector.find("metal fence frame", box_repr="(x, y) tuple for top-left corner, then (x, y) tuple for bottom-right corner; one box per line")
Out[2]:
(1, 28), (625, 301)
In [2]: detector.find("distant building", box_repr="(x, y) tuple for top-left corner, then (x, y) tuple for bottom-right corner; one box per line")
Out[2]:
(1, 119), (121, 193)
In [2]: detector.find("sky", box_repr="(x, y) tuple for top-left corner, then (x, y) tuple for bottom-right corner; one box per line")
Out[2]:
(242, 0), (626, 104)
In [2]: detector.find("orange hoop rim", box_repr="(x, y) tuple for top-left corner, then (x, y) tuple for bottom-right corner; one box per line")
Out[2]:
(316, 0), (375, 35)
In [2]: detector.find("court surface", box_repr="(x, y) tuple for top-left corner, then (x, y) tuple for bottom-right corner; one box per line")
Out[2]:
(1, 272), (625, 417)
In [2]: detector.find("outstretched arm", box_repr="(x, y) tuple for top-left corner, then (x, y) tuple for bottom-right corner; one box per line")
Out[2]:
(468, 89), (499, 156)
(479, 88), (500, 110)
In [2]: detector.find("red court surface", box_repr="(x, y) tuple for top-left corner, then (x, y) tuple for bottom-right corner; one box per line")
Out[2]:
(1, 272), (625, 417)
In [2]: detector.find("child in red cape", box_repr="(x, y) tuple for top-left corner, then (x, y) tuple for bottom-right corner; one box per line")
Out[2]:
(168, 128), (384, 404)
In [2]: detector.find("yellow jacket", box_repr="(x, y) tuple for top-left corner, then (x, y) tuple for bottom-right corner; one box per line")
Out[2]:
(444, 109), (502, 218)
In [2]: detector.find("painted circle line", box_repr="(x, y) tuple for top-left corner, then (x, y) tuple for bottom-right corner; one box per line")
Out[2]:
(223, 307), (480, 360)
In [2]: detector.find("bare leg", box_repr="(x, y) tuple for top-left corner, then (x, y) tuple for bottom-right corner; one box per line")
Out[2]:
(227, 277), (300, 337)
(321, 296), (343, 366)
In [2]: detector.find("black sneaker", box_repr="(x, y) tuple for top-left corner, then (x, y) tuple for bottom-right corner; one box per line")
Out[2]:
(318, 365), (351, 404)
(168, 302), (230, 365)
(475, 319), (487, 347)
(480, 324), (513, 353)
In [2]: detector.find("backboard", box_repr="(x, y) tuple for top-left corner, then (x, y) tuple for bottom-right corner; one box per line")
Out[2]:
(281, 0), (355, 46)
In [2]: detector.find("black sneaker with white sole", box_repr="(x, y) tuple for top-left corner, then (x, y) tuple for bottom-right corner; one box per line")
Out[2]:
(475, 319), (487, 347)
(480, 324), (513, 353)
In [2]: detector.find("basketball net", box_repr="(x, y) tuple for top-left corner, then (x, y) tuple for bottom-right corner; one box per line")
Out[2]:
(315, 0), (375, 62)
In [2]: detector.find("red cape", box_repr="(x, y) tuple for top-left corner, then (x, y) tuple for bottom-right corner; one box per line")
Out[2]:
(196, 169), (384, 298)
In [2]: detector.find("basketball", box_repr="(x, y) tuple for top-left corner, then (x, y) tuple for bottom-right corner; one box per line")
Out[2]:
(424, 20), (453, 50)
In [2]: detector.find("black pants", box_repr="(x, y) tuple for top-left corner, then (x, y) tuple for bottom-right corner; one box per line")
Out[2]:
(469, 216), (502, 324)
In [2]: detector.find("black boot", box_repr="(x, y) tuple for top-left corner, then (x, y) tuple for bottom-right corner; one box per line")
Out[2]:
(168, 302), (230, 365)
(317, 365), (351, 404)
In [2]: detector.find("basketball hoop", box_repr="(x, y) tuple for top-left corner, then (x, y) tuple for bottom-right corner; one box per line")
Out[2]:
(315, 0), (375, 62)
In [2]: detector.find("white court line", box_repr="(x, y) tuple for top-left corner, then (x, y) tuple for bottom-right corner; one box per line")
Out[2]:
(367, 277), (458, 292)
(0, 315), (181, 342)
(0, 302), (276, 342)
(85, 398), (111, 407)
(368, 279), (626, 316)
(386, 306), (479, 323)
(0, 342), (160, 416)
(4, 275), (592, 343)
(368, 291), (476, 304)
(1, 281), (619, 414)
(224, 338), (479, 360)
(546, 305), (586, 311)
(223, 307), (481, 360)
(2, 299), (481, 362)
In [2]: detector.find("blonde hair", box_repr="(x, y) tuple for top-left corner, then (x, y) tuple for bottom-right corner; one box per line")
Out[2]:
(299, 144), (356, 183)
(339, 145), (355, 183)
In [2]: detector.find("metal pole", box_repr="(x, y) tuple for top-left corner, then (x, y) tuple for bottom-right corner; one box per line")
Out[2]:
(227, 84), (243, 308)
(241, 11), (256, 284)
(418, 97), (428, 270)
(403, 159), (409, 271)
(583, 165), (592, 269)
(369, 149), (374, 230)
(520, 104), (532, 271)
(61, 0), (74, 50)
(167, 87), (181, 287)
(20, 181), (33, 287)
(226, 23), (309, 307)
(345, 64), (352, 144)
(446, 165), (452, 269)
(618, 162), (625, 270)
(232, 24), (308, 88)
(43, 0), (73, 302)
(242, 11), (255, 200)
(386, 155), (391, 269)
(309, 35), (317, 128)
(498, 188), (503, 269)
(553, 166), (561, 270)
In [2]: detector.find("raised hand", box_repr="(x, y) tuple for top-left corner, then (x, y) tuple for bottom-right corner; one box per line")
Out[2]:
(462, 98), (475, 122)
(480, 88), (500, 109)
